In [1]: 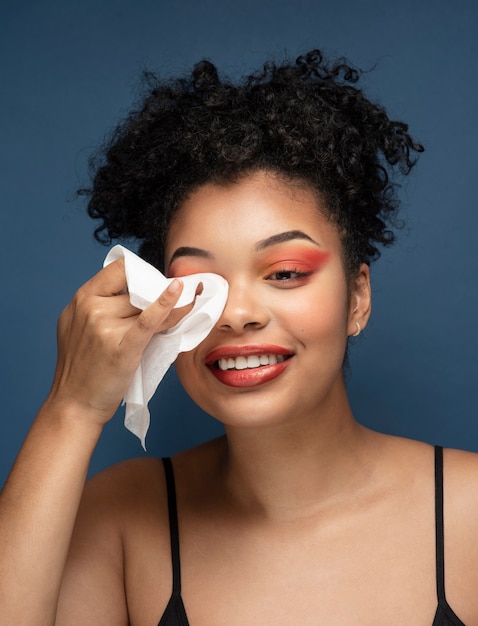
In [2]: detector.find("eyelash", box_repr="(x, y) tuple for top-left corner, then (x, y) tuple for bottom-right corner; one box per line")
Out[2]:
(266, 267), (313, 284)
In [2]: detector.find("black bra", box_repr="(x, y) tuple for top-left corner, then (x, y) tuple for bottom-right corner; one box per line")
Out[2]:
(158, 447), (465, 625)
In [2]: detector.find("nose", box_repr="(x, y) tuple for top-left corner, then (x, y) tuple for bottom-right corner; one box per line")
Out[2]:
(216, 279), (270, 333)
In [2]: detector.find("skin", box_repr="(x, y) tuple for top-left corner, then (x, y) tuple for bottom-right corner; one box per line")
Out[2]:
(1, 170), (478, 625)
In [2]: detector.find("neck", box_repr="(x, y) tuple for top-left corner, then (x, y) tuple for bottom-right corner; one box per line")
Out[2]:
(218, 397), (381, 521)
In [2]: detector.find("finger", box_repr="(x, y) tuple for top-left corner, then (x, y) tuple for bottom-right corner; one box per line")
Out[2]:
(130, 278), (185, 339)
(81, 259), (128, 297)
(159, 300), (196, 329)
(159, 280), (205, 328)
(95, 293), (143, 319)
(112, 293), (142, 318)
(66, 292), (140, 333)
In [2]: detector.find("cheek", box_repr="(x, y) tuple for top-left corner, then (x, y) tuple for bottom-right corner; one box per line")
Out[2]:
(173, 355), (197, 401)
(174, 349), (207, 401)
(174, 352), (192, 379)
(277, 283), (349, 340)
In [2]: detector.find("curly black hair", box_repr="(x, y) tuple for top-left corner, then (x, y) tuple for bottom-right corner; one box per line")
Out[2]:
(84, 49), (423, 276)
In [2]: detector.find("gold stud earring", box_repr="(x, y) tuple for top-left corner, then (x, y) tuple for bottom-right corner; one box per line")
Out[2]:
(352, 321), (361, 337)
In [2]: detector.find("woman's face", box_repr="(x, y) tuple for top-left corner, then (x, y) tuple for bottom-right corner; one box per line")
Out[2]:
(165, 171), (371, 428)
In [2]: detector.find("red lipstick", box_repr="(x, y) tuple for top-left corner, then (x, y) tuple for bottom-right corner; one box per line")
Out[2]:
(205, 345), (292, 388)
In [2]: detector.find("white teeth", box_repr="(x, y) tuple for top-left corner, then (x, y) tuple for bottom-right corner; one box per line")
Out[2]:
(217, 354), (288, 371)
(247, 356), (261, 368)
(235, 356), (248, 370)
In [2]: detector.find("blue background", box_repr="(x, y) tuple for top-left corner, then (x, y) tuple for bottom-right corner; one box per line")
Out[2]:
(1, 0), (477, 486)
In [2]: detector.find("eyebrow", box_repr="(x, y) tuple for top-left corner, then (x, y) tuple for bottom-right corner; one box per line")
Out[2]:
(168, 246), (213, 266)
(167, 230), (319, 267)
(254, 230), (319, 251)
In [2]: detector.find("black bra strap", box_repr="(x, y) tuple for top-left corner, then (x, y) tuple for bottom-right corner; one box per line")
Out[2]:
(434, 445), (446, 602)
(162, 457), (182, 596)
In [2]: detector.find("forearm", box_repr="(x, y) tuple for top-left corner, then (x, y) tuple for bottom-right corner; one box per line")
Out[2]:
(0, 263), (185, 624)
(0, 399), (103, 625)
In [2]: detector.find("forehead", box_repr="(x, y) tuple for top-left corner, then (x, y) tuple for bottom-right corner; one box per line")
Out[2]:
(165, 171), (341, 260)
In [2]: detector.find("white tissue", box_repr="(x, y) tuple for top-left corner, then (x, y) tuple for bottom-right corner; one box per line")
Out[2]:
(103, 245), (229, 449)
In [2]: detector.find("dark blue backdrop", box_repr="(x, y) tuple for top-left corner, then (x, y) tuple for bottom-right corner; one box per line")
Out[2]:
(1, 0), (477, 485)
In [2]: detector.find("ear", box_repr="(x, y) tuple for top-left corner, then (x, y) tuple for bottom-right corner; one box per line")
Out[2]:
(347, 263), (372, 337)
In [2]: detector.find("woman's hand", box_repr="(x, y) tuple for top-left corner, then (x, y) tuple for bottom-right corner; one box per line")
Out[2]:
(0, 257), (193, 626)
(47, 258), (190, 426)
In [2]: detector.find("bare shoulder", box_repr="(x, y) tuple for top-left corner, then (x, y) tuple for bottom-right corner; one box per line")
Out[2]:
(364, 434), (478, 620)
(372, 431), (478, 478)
(78, 437), (225, 530)
(58, 443), (225, 624)
(441, 446), (478, 527)
(72, 456), (173, 571)
(83, 456), (168, 514)
(56, 457), (169, 625)
(380, 433), (478, 507)
(439, 447), (478, 621)
(69, 456), (171, 541)
(443, 445), (478, 487)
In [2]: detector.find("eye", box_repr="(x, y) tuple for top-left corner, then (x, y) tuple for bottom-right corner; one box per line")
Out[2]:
(266, 267), (313, 285)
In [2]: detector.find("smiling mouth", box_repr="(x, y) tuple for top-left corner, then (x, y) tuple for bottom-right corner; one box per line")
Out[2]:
(205, 348), (293, 388)
(215, 354), (290, 371)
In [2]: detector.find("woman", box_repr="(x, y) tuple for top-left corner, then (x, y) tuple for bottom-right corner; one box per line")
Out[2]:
(1, 50), (477, 625)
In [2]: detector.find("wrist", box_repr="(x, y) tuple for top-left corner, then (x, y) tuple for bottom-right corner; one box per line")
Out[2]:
(37, 395), (106, 445)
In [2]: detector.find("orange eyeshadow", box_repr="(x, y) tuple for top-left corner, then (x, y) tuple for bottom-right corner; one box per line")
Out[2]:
(262, 247), (329, 271)
(166, 262), (207, 278)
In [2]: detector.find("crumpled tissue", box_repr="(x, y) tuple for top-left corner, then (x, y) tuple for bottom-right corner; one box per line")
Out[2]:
(104, 245), (229, 449)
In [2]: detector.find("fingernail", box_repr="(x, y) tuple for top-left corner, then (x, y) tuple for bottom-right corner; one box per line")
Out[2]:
(168, 278), (182, 294)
